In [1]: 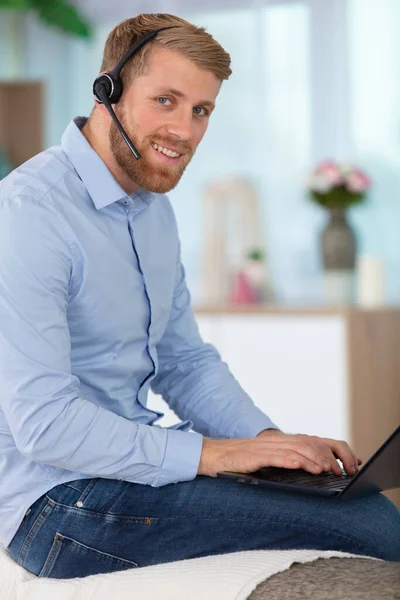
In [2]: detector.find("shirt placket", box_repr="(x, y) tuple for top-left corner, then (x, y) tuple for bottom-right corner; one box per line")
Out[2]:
(124, 199), (162, 418)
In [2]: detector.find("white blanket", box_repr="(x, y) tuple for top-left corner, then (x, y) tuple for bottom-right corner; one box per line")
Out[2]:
(1, 546), (377, 600)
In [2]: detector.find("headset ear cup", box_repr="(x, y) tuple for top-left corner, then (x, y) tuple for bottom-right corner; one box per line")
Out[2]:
(93, 74), (111, 103)
(109, 77), (122, 104)
(93, 73), (123, 104)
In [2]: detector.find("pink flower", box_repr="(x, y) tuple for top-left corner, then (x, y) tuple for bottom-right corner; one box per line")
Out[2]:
(307, 160), (371, 198)
(356, 169), (371, 187)
(315, 161), (343, 186)
(345, 169), (371, 193)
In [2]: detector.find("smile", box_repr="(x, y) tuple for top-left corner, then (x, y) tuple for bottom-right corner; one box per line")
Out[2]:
(151, 142), (182, 158)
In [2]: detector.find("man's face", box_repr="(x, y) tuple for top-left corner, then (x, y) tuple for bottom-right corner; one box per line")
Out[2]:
(109, 46), (221, 194)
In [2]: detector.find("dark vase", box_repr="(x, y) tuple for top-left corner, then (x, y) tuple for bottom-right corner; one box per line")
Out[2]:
(320, 207), (357, 270)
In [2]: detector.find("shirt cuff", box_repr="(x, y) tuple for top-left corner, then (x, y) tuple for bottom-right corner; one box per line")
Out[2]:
(155, 429), (204, 486)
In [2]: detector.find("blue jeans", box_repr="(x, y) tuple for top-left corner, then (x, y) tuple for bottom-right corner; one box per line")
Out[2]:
(7, 476), (400, 578)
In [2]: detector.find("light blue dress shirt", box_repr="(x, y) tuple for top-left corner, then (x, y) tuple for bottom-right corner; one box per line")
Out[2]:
(0, 117), (277, 548)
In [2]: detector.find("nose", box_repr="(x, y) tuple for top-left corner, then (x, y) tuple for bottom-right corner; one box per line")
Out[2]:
(165, 108), (193, 142)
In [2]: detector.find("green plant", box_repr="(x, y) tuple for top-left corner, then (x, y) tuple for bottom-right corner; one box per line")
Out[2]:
(247, 248), (264, 261)
(0, 0), (92, 38)
(310, 185), (364, 209)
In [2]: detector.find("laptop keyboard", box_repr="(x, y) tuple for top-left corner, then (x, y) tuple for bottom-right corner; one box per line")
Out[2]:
(255, 467), (354, 490)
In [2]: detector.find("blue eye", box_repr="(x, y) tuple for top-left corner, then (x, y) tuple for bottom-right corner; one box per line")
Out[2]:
(156, 97), (208, 116)
(193, 106), (207, 116)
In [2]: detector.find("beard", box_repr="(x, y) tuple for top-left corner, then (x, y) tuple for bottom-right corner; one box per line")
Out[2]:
(109, 107), (194, 194)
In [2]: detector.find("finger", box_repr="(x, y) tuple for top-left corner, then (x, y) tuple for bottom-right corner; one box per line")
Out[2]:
(316, 450), (342, 475)
(261, 450), (328, 475)
(302, 438), (362, 475)
(291, 436), (343, 475)
(271, 434), (336, 475)
(261, 436), (361, 475)
(261, 438), (330, 472)
(323, 438), (359, 475)
(307, 438), (343, 475)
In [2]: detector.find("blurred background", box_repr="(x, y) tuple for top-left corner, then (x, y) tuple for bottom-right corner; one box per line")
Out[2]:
(0, 0), (399, 505)
(1, 0), (399, 306)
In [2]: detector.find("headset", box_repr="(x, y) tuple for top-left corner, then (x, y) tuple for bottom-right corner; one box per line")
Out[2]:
(92, 26), (181, 160)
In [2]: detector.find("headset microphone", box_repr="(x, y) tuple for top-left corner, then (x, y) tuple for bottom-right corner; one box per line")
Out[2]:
(94, 82), (141, 159)
(92, 26), (181, 161)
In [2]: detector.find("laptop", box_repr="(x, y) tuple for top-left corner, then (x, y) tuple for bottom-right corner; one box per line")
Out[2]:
(217, 425), (400, 498)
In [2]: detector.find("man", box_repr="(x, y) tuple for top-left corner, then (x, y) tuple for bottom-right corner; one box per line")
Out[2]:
(0, 13), (399, 579)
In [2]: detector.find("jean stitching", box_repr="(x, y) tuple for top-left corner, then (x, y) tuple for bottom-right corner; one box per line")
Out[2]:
(39, 533), (62, 578)
(61, 483), (85, 493)
(17, 499), (54, 567)
(46, 499), (152, 524)
(59, 534), (139, 566)
(75, 478), (98, 506)
(39, 532), (139, 575)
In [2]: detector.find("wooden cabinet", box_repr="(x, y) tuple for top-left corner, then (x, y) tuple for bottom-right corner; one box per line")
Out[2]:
(148, 306), (400, 508)
(0, 81), (44, 171)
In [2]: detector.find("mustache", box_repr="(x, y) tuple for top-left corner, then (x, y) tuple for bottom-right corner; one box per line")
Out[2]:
(149, 137), (192, 155)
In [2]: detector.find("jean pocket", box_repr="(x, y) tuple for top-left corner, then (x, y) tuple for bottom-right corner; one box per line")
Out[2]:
(39, 532), (139, 579)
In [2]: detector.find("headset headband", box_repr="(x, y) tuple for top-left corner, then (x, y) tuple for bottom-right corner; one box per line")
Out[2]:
(93, 26), (181, 105)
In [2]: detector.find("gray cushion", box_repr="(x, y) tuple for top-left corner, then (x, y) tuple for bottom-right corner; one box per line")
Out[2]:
(248, 557), (400, 600)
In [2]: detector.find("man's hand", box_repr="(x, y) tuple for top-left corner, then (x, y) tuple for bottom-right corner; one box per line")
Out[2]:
(256, 428), (363, 476)
(197, 429), (363, 479)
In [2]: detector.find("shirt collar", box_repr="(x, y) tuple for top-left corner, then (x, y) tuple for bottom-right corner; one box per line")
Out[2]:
(61, 116), (154, 210)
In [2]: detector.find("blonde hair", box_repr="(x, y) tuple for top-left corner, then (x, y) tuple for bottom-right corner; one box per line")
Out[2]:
(100, 13), (232, 87)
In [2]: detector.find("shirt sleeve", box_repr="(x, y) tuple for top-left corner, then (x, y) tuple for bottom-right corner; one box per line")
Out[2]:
(151, 243), (279, 440)
(0, 195), (202, 487)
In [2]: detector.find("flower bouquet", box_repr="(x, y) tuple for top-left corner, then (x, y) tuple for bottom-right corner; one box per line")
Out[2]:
(307, 160), (372, 304)
(307, 160), (371, 207)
